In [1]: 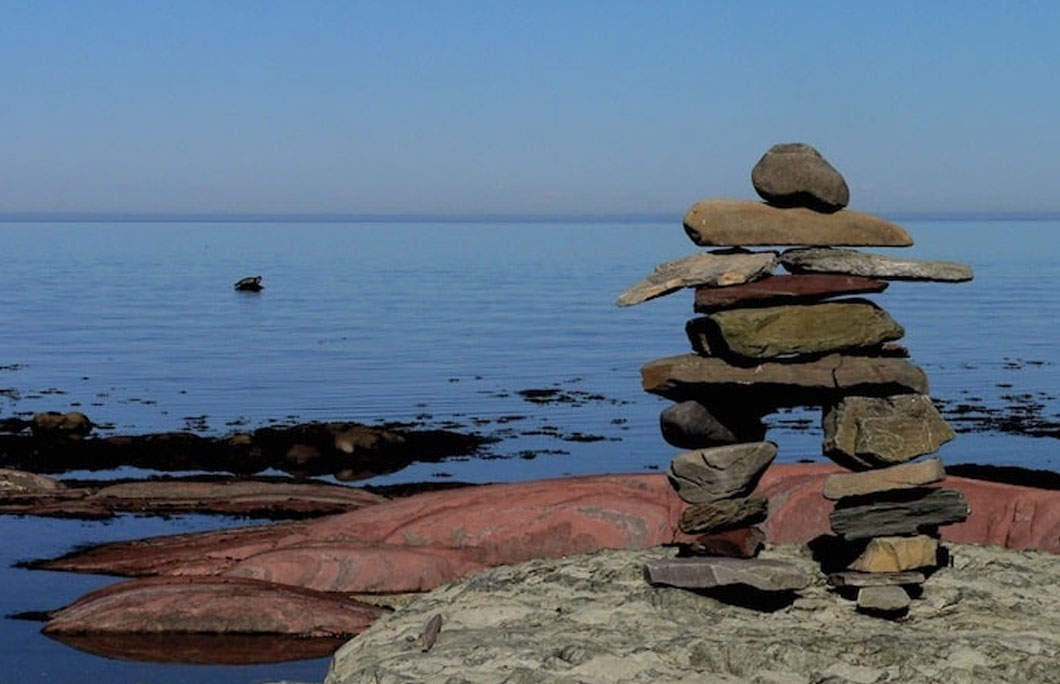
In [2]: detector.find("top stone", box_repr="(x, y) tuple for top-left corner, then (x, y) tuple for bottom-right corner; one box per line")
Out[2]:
(751, 143), (850, 213)
(683, 200), (913, 248)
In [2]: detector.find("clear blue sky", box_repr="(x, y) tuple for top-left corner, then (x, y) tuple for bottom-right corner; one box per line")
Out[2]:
(2, 2), (1058, 216)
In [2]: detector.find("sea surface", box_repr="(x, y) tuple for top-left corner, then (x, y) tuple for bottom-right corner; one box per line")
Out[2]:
(1, 217), (1058, 683)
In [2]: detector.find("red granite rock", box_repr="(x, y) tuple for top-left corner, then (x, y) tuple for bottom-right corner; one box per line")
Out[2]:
(42, 575), (386, 637)
(693, 274), (888, 312)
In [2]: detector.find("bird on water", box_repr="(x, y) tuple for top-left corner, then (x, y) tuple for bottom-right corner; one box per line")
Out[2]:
(234, 275), (263, 292)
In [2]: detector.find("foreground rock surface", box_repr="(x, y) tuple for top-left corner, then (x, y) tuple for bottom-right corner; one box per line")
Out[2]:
(616, 250), (777, 306)
(325, 543), (1060, 684)
(683, 200), (912, 247)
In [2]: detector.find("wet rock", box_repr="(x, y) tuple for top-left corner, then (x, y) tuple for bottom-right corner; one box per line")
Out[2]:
(667, 442), (777, 504)
(615, 250), (777, 307)
(642, 353), (929, 407)
(678, 495), (768, 534)
(847, 535), (939, 573)
(683, 200), (912, 247)
(687, 300), (904, 360)
(31, 411), (93, 439)
(0, 468), (66, 494)
(285, 443), (321, 466)
(46, 633), (347, 666)
(823, 458), (946, 500)
(830, 488), (969, 540)
(750, 142), (850, 212)
(682, 526), (765, 558)
(659, 400), (766, 449)
(823, 395), (955, 470)
(781, 247), (973, 282)
(43, 575), (385, 637)
(644, 556), (810, 592)
(856, 585), (910, 617)
(694, 273), (888, 312)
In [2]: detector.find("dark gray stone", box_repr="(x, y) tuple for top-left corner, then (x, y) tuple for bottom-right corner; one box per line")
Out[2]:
(660, 400), (766, 449)
(751, 142), (850, 212)
(781, 248), (973, 282)
(644, 557), (811, 592)
(667, 442), (777, 504)
(830, 488), (969, 540)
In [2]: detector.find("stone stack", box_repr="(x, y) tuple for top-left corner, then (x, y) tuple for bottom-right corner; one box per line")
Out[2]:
(624, 143), (973, 614)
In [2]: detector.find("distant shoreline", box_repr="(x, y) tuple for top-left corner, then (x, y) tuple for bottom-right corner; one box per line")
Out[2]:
(2, 211), (1060, 224)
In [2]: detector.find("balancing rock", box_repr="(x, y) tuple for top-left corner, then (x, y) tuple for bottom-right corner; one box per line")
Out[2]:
(830, 488), (969, 540)
(823, 458), (946, 500)
(659, 400), (766, 449)
(616, 250), (777, 307)
(693, 274), (888, 312)
(750, 142), (850, 212)
(667, 442), (777, 504)
(678, 495), (768, 535)
(781, 248), (973, 282)
(644, 556), (810, 592)
(823, 395), (955, 470)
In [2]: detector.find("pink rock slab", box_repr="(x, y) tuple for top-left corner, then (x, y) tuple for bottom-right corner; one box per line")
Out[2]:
(41, 468), (1060, 597)
(43, 575), (387, 637)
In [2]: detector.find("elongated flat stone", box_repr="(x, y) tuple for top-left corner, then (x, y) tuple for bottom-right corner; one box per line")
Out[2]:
(830, 488), (969, 540)
(856, 585), (910, 615)
(823, 395), (955, 470)
(694, 274), (888, 312)
(683, 200), (912, 247)
(641, 354), (929, 405)
(848, 535), (939, 573)
(667, 442), (777, 504)
(616, 251), (777, 307)
(781, 248), (973, 282)
(687, 301), (904, 360)
(828, 571), (925, 588)
(643, 557), (810, 592)
(679, 495), (768, 535)
(823, 458), (946, 500)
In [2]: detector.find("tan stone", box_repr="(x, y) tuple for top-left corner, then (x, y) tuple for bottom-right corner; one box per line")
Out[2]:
(847, 535), (939, 573)
(682, 200), (912, 247)
(616, 250), (776, 307)
(823, 458), (946, 501)
(823, 395), (955, 470)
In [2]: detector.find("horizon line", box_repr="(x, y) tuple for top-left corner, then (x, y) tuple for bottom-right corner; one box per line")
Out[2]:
(2, 209), (1060, 224)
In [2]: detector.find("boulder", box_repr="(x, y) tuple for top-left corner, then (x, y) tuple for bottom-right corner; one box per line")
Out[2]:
(643, 556), (810, 592)
(667, 442), (777, 504)
(682, 200), (912, 247)
(682, 526), (765, 558)
(694, 274), (888, 312)
(30, 411), (93, 438)
(678, 495), (768, 535)
(830, 488), (969, 540)
(686, 300), (904, 360)
(823, 458), (946, 500)
(616, 250), (777, 307)
(781, 247), (974, 282)
(641, 353), (929, 406)
(847, 535), (939, 573)
(823, 395), (955, 470)
(659, 400), (766, 449)
(42, 575), (386, 637)
(856, 585), (911, 616)
(751, 142), (850, 212)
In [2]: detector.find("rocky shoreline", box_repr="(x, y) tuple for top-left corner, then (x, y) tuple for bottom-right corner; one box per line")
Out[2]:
(322, 542), (1060, 684)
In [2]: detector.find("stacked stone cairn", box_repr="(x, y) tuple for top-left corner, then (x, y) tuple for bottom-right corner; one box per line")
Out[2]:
(622, 143), (974, 616)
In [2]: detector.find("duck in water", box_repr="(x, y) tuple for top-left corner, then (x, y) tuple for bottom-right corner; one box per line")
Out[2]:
(234, 275), (263, 292)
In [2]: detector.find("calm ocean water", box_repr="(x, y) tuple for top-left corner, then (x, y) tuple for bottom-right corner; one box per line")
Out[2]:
(1, 218), (1058, 683)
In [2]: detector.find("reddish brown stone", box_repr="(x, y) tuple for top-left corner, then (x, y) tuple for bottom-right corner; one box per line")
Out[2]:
(694, 274), (888, 312)
(43, 575), (386, 637)
(683, 526), (765, 558)
(44, 633), (347, 665)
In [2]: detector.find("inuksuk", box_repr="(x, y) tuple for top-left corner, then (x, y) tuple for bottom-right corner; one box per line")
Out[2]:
(623, 143), (973, 616)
